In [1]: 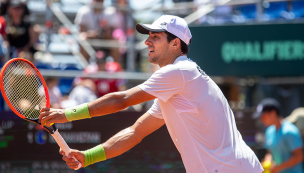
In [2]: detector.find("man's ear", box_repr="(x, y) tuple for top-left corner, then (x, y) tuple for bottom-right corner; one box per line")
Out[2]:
(172, 38), (181, 50)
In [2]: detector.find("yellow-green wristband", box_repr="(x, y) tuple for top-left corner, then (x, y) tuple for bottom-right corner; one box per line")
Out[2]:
(83, 145), (107, 167)
(65, 103), (91, 122)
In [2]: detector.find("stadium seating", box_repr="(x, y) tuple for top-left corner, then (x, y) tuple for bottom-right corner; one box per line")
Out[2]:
(263, 2), (288, 20)
(239, 4), (257, 19)
(292, 0), (304, 18)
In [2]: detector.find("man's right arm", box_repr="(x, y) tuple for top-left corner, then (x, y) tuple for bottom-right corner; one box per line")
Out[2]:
(60, 112), (165, 169)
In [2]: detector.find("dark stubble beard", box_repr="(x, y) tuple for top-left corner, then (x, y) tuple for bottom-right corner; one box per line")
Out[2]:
(150, 57), (158, 64)
(149, 45), (169, 65)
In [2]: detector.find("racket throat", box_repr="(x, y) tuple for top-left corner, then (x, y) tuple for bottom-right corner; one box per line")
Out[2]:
(24, 118), (56, 134)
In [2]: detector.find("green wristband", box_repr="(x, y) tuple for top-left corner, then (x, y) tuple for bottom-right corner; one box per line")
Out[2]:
(65, 103), (91, 122)
(83, 144), (107, 167)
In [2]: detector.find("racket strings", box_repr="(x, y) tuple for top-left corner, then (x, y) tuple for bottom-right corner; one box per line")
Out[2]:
(6, 76), (38, 119)
(3, 60), (47, 119)
(5, 68), (37, 102)
(4, 61), (44, 119)
(3, 62), (37, 117)
(7, 66), (42, 107)
(13, 62), (46, 119)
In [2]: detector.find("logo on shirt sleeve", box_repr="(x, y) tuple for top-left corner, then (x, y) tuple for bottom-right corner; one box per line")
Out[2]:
(197, 66), (207, 76)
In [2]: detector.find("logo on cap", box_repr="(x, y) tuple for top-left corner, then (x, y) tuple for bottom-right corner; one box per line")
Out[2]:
(160, 22), (167, 26)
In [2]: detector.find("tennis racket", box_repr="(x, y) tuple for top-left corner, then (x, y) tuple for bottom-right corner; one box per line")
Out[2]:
(0, 58), (81, 170)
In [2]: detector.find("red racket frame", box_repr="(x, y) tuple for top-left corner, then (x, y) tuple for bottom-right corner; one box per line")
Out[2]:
(0, 58), (50, 119)
(0, 59), (82, 169)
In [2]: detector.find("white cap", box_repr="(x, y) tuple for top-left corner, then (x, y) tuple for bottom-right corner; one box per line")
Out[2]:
(136, 15), (192, 45)
(286, 107), (304, 123)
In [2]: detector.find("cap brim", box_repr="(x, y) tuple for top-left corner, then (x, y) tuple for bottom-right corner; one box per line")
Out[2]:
(252, 111), (262, 119)
(136, 24), (166, 34)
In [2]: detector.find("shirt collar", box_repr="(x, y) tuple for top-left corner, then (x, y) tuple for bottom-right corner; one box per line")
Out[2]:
(173, 55), (188, 64)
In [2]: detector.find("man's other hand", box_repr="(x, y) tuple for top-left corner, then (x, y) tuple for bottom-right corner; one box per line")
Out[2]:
(60, 148), (85, 169)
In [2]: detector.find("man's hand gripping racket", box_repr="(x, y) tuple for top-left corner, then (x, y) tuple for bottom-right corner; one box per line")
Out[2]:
(0, 58), (82, 170)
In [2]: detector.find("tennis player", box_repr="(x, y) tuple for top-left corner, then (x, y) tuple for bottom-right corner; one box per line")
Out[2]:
(39, 15), (263, 173)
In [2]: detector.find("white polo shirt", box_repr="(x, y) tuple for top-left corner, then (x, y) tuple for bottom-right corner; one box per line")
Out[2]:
(138, 56), (263, 173)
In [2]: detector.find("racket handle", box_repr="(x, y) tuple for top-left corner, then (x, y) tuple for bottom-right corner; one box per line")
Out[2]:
(51, 130), (82, 170)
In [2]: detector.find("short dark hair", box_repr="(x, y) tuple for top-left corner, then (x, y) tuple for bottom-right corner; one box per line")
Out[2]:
(165, 31), (190, 54)
(262, 105), (281, 117)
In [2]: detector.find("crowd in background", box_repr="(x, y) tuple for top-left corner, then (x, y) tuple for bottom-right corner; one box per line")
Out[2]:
(0, 0), (135, 65)
(75, 0), (135, 66)
(0, 0), (142, 111)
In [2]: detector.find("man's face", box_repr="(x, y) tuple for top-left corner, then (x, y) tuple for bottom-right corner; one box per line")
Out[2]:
(259, 110), (276, 127)
(145, 31), (171, 65)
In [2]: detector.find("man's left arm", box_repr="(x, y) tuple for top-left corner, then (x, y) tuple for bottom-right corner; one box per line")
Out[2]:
(271, 147), (303, 173)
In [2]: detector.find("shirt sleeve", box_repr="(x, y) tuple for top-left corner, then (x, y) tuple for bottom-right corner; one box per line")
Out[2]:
(148, 99), (163, 119)
(103, 7), (119, 28)
(74, 7), (87, 26)
(286, 127), (303, 151)
(138, 65), (184, 102)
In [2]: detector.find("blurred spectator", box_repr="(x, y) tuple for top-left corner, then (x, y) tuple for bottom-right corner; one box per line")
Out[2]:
(253, 98), (303, 173)
(109, 0), (135, 66)
(110, 0), (134, 35)
(0, 0), (30, 19)
(61, 79), (97, 108)
(69, 79), (97, 104)
(4, 0), (38, 59)
(74, 0), (113, 61)
(75, 0), (111, 39)
(45, 77), (62, 109)
(81, 52), (126, 97)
